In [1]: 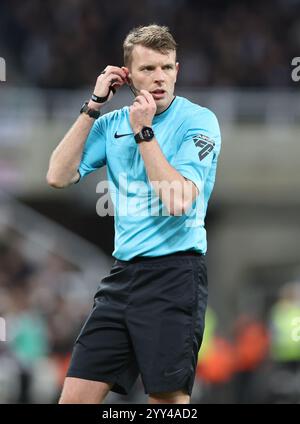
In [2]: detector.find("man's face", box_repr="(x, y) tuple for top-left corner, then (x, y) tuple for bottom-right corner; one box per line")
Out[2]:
(127, 45), (179, 114)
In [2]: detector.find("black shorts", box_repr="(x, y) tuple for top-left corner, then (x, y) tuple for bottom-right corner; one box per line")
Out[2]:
(67, 252), (208, 396)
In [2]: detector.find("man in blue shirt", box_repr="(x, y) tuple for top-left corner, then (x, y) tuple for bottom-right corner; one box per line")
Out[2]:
(47, 24), (221, 404)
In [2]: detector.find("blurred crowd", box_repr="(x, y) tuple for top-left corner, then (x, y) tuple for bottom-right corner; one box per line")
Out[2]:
(196, 291), (300, 404)
(1, 225), (300, 403)
(0, 228), (94, 403)
(0, 0), (299, 88)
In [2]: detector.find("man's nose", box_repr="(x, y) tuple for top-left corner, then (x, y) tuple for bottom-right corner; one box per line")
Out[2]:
(153, 68), (165, 82)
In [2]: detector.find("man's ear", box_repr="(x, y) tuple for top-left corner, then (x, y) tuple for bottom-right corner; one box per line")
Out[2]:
(175, 62), (179, 82)
(122, 66), (131, 83)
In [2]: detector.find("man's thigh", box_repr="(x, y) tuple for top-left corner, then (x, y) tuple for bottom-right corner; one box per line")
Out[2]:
(148, 389), (191, 404)
(59, 377), (113, 404)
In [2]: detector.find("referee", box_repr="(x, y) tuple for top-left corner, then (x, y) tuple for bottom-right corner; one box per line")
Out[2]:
(47, 24), (221, 404)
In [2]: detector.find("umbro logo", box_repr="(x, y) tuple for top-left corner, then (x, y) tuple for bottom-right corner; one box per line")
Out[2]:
(114, 131), (133, 138)
(192, 134), (215, 161)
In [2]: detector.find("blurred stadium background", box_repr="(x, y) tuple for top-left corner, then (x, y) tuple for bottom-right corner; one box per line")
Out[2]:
(1, 0), (300, 404)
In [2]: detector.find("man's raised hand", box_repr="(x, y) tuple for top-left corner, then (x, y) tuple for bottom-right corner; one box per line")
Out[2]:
(129, 90), (157, 134)
(89, 66), (128, 110)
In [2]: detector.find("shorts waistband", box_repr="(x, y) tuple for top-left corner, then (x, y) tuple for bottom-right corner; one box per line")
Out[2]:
(113, 251), (203, 264)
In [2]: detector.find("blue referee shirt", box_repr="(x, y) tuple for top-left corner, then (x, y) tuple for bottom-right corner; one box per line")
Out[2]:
(77, 96), (221, 260)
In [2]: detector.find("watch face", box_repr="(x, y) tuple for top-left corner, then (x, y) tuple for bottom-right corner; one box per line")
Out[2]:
(141, 127), (154, 140)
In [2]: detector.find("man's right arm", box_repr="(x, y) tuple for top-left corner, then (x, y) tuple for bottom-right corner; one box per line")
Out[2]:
(46, 109), (100, 188)
(46, 66), (128, 189)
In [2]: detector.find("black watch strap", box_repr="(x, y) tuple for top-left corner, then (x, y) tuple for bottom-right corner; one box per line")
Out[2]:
(80, 102), (100, 119)
(91, 86), (116, 103)
(134, 132), (144, 143)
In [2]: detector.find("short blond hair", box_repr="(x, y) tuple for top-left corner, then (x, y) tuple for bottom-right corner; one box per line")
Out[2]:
(123, 24), (177, 67)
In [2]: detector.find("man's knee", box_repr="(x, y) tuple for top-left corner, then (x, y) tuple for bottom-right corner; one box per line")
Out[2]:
(59, 377), (113, 404)
(148, 389), (190, 404)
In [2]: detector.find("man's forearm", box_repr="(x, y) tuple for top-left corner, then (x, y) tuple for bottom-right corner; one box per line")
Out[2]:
(47, 66), (128, 188)
(138, 139), (198, 215)
(47, 113), (95, 188)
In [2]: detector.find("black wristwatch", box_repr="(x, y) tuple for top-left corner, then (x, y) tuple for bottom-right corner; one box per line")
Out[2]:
(80, 101), (100, 119)
(134, 126), (154, 143)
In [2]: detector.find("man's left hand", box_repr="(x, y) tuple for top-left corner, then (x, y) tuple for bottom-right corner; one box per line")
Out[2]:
(129, 90), (157, 134)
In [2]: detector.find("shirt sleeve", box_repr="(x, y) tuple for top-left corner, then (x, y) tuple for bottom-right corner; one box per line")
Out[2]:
(172, 107), (221, 194)
(76, 116), (107, 182)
